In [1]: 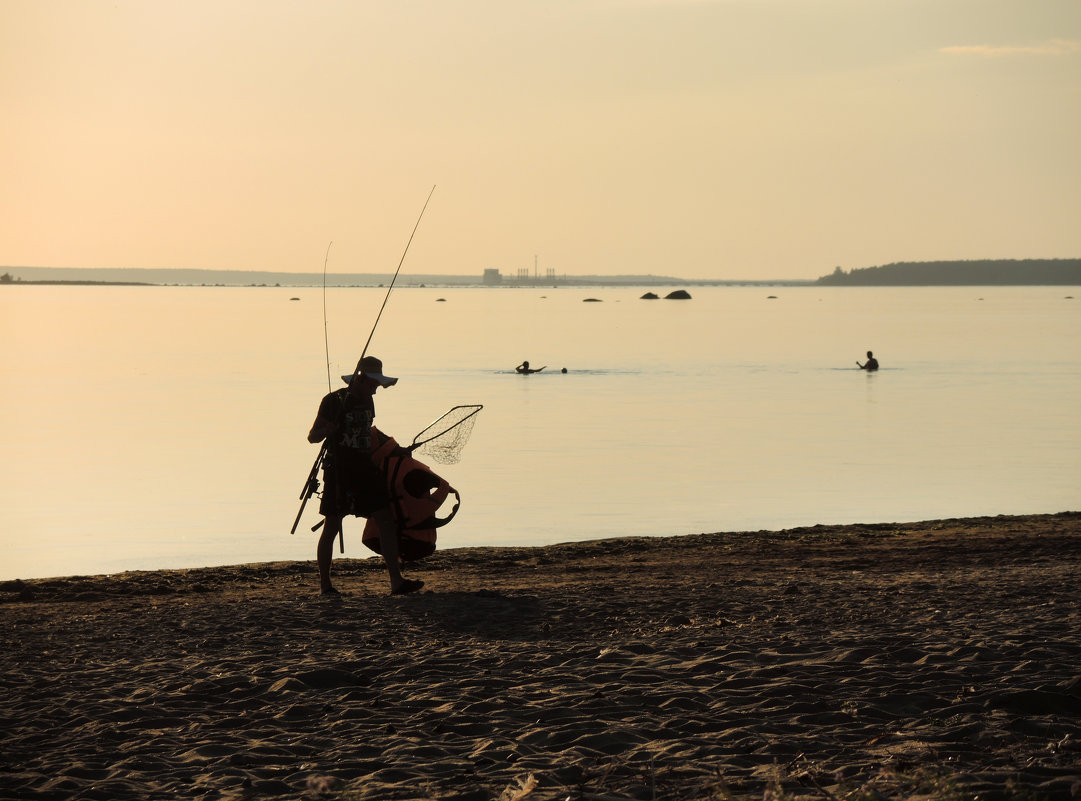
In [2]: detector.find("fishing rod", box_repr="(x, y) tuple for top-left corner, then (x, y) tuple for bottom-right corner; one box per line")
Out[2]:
(356, 184), (437, 368)
(291, 186), (437, 537)
(322, 241), (333, 392)
(288, 239), (336, 535)
(290, 239), (337, 535)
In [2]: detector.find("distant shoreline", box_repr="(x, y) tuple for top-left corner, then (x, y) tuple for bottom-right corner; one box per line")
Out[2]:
(2, 269), (807, 288)
(818, 258), (1080, 286)
(3, 280), (155, 286)
(3, 278), (1077, 289)
(4, 257), (1079, 287)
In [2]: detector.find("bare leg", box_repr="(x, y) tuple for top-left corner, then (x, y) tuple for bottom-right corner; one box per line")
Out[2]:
(369, 506), (424, 594)
(317, 515), (342, 594)
(370, 506), (404, 589)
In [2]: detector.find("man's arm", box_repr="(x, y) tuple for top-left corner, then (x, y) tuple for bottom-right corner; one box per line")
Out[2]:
(307, 394), (340, 443)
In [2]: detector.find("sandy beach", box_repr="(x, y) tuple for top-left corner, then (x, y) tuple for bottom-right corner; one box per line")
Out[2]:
(2, 512), (1079, 800)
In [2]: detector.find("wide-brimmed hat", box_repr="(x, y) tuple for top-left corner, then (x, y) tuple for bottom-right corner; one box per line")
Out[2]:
(342, 356), (398, 387)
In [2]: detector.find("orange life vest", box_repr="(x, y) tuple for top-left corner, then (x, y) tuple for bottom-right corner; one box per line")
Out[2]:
(361, 430), (460, 562)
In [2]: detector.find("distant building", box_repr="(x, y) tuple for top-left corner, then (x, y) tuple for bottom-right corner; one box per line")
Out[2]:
(482, 269), (503, 285)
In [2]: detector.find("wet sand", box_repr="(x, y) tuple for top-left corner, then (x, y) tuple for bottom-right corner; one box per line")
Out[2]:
(2, 512), (1080, 800)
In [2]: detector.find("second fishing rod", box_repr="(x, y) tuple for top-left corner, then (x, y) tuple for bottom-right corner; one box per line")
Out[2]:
(291, 185), (437, 538)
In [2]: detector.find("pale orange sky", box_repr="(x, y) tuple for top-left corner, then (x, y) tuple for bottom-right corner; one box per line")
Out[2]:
(2, 0), (1079, 280)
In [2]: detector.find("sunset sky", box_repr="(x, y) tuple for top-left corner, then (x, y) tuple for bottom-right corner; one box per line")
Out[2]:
(2, 0), (1078, 280)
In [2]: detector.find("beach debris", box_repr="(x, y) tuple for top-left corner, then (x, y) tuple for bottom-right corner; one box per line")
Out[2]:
(268, 677), (306, 693)
(584, 298), (603, 302)
(499, 773), (538, 801)
(306, 775), (340, 795)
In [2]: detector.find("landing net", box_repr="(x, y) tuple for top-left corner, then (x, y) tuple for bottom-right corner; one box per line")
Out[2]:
(411, 404), (483, 465)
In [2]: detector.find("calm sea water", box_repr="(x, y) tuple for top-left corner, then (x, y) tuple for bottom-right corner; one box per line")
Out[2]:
(2, 284), (1078, 581)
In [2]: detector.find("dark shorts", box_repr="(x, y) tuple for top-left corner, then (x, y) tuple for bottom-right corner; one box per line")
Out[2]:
(319, 460), (390, 519)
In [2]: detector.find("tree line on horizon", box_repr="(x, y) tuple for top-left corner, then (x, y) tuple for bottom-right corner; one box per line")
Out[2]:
(1, 272), (152, 287)
(817, 259), (1081, 286)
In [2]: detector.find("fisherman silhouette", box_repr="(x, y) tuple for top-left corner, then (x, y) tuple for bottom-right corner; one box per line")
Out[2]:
(307, 356), (424, 596)
(857, 351), (879, 371)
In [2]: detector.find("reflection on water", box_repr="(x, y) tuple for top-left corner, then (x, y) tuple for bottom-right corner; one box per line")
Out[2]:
(1, 285), (1079, 580)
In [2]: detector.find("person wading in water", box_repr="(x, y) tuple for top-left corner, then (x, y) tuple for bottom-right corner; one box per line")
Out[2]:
(307, 356), (424, 596)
